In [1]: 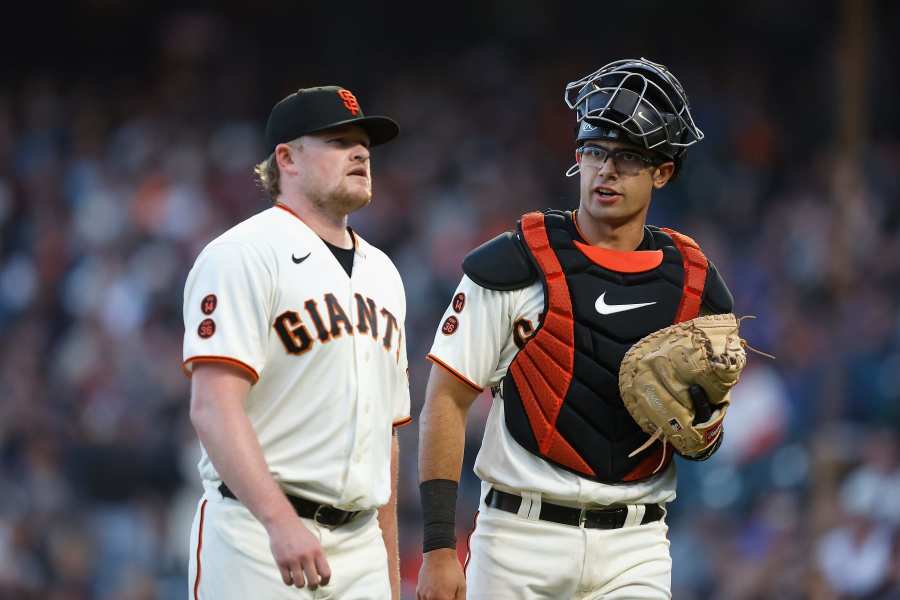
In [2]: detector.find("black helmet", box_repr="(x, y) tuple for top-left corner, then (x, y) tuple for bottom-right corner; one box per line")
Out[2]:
(564, 58), (703, 175)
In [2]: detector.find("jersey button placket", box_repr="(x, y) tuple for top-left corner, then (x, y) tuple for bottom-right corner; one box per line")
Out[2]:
(345, 278), (369, 497)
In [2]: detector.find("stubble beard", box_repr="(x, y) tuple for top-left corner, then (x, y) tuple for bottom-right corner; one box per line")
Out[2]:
(312, 181), (372, 217)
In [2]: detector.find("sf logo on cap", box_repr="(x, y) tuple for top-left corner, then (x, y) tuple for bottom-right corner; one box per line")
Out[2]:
(338, 89), (360, 115)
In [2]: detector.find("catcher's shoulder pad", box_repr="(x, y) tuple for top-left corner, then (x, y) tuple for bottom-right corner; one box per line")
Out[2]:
(647, 226), (734, 314)
(702, 261), (734, 315)
(646, 225), (684, 249)
(462, 230), (537, 291)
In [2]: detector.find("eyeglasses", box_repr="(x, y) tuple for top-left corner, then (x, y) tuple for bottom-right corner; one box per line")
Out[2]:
(575, 145), (659, 175)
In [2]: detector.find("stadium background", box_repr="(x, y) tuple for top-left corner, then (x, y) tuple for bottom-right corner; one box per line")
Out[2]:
(2, 1), (899, 598)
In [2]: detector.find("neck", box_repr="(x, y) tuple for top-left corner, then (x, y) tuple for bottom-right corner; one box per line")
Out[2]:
(277, 194), (353, 249)
(575, 209), (647, 251)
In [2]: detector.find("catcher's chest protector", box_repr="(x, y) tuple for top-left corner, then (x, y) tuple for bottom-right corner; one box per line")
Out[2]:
(501, 210), (709, 482)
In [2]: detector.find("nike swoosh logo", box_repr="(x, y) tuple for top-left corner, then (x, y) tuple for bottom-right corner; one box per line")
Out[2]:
(292, 253), (311, 264)
(595, 292), (657, 315)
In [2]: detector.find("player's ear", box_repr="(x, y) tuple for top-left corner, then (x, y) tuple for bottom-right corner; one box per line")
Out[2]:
(652, 161), (675, 189)
(275, 140), (302, 175)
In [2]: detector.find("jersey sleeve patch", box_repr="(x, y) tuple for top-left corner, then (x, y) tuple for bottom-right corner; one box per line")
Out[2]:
(197, 319), (216, 339)
(428, 274), (541, 390)
(441, 316), (459, 335)
(201, 294), (218, 315)
(183, 243), (273, 379)
(452, 293), (466, 313)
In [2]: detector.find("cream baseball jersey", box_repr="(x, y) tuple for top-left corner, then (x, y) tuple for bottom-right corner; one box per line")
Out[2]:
(183, 203), (410, 511)
(428, 275), (676, 506)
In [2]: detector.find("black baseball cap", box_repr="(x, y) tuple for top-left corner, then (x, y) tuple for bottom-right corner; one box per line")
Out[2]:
(264, 85), (399, 155)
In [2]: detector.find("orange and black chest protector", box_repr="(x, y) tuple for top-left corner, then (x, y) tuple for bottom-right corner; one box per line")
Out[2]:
(462, 210), (734, 483)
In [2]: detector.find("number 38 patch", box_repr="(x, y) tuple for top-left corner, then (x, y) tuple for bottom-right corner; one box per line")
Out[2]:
(198, 318), (216, 339)
(441, 316), (459, 335)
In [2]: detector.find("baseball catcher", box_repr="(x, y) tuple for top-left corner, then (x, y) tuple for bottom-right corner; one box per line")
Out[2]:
(417, 57), (750, 600)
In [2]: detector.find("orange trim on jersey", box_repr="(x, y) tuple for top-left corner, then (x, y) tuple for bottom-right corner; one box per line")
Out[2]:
(277, 202), (362, 253)
(426, 354), (484, 393)
(275, 202), (306, 223)
(183, 356), (260, 383)
(659, 227), (708, 323)
(193, 498), (208, 600)
(573, 241), (663, 273)
(392, 416), (413, 428)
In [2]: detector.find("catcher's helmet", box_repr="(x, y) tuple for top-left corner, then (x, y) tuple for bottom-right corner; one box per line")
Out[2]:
(564, 58), (703, 176)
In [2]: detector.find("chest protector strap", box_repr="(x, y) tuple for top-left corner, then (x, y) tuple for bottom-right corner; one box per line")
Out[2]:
(659, 228), (709, 322)
(626, 228), (710, 480)
(508, 213), (711, 481)
(508, 213), (591, 474)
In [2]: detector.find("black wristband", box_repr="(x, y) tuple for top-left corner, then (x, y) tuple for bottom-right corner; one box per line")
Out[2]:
(420, 479), (458, 553)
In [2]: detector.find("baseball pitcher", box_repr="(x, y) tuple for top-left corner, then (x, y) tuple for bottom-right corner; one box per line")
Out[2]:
(184, 86), (410, 599)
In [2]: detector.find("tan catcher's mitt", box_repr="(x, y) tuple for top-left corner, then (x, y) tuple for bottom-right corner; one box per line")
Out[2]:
(619, 313), (747, 463)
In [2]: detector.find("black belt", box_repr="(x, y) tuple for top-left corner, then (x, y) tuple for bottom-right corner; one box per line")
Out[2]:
(219, 483), (365, 528)
(485, 488), (664, 529)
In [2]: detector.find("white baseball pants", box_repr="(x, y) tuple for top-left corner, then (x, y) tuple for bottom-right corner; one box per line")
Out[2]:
(465, 495), (672, 599)
(188, 485), (389, 600)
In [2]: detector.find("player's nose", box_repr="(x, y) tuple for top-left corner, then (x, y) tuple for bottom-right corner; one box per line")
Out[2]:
(352, 144), (370, 162)
(594, 158), (618, 180)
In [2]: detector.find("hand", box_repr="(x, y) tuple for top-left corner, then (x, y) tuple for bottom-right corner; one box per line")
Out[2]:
(688, 384), (712, 424)
(417, 548), (466, 600)
(265, 512), (332, 590)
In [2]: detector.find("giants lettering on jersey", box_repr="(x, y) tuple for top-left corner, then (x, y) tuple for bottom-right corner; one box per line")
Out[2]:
(273, 292), (401, 357)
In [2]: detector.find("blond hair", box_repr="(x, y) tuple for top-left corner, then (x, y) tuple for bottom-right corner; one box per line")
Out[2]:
(253, 153), (280, 200)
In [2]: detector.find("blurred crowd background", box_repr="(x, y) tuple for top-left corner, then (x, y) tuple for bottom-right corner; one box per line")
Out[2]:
(2, 1), (899, 598)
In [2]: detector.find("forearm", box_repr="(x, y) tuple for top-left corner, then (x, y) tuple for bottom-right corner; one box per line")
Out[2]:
(378, 433), (401, 600)
(417, 372), (473, 482)
(418, 366), (480, 555)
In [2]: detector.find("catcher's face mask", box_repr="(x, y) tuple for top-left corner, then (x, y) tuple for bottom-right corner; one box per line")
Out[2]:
(564, 58), (703, 177)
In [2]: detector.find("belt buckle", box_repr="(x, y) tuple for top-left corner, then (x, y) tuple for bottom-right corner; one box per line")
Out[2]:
(313, 504), (340, 529)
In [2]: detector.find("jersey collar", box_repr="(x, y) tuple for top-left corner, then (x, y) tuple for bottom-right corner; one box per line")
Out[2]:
(274, 202), (367, 258)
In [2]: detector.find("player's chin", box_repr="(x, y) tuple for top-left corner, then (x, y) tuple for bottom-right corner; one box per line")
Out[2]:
(584, 197), (625, 217)
(581, 199), (641, 226)
(334, 187), (371, 213)
(345, 177), (371, 196)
